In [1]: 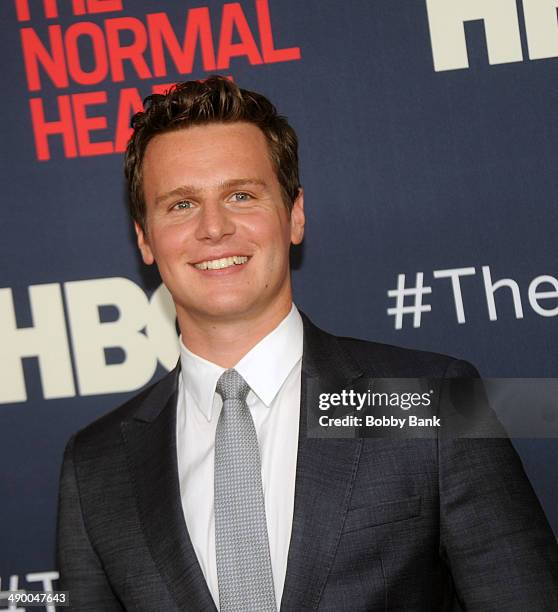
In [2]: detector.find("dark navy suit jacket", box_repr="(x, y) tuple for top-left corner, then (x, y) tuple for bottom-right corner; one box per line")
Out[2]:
(57, 313), (558, 611)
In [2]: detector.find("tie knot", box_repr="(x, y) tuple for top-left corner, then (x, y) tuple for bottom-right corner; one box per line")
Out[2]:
(216, 369), (250, 402)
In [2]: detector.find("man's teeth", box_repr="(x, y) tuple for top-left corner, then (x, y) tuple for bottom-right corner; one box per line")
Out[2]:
(194, 256), (248, 270)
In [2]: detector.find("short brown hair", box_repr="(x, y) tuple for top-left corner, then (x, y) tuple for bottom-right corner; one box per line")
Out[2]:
(125, 75), (300, 231)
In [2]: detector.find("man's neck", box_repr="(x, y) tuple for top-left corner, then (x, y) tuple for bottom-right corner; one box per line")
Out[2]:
(177, 300), (293, 368)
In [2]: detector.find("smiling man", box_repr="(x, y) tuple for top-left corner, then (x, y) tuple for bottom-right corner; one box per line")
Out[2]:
(136, 120), (304, 367)
(57, 77), (558, 611)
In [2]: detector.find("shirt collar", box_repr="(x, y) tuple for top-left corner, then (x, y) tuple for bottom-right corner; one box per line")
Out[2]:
(179, 342), (225, 422)
(179, 304), (303, 421)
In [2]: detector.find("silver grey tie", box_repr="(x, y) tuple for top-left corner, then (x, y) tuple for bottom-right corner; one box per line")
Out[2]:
(214, 369), (277, 612)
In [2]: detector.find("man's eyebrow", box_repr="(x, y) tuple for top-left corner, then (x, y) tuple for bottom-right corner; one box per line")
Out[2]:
(154, 178), (268, 205)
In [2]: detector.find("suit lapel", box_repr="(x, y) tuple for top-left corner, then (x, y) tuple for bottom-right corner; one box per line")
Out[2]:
(280, 314), (364, 611)
(121, 366), (217, 612)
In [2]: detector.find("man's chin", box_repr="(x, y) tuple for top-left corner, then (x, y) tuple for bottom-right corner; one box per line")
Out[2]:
(180, 299), (259, 323)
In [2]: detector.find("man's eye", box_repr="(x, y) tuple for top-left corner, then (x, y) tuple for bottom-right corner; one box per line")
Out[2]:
(174, 200), (193, 210)
(231, 192), (252, 202)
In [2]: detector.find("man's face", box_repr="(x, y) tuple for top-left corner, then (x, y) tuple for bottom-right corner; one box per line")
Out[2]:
(136, 122), (305, 326)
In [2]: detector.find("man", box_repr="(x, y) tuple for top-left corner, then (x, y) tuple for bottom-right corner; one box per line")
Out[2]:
(57, 76), (558, 611)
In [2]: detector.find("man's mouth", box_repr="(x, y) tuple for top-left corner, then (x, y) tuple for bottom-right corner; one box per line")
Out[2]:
(193, 255), (249, 270)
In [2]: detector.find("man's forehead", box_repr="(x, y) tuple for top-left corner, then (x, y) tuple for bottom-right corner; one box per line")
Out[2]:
(146, 121), (269, 150)
(142, 123), (278, 193)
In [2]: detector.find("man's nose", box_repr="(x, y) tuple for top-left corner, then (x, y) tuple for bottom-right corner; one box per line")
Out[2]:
(194, 201), (236, 242)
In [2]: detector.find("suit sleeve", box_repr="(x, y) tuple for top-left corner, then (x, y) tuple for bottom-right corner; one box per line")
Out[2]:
(57, 434), (124, 612)
(438, 360), (558, 611)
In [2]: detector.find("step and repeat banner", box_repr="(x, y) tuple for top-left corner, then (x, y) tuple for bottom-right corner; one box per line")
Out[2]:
(1, 0), (557, 602)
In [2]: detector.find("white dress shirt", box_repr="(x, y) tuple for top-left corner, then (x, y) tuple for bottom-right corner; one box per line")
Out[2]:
(176, 305), (303, 609)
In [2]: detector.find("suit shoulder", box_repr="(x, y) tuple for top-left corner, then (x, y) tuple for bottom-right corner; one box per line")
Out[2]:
(300, 312), (479, 378)
(336, 335), (477, 378)
(70, 367), (178, 457)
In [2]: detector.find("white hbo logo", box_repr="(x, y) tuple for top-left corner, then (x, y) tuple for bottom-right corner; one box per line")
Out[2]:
(426, 0), (558, 71)
(0, 278), (180, 404)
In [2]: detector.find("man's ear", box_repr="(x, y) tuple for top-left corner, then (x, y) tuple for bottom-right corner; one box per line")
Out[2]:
(134, 221), (155, 265)
(290, 188), (305, 245)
